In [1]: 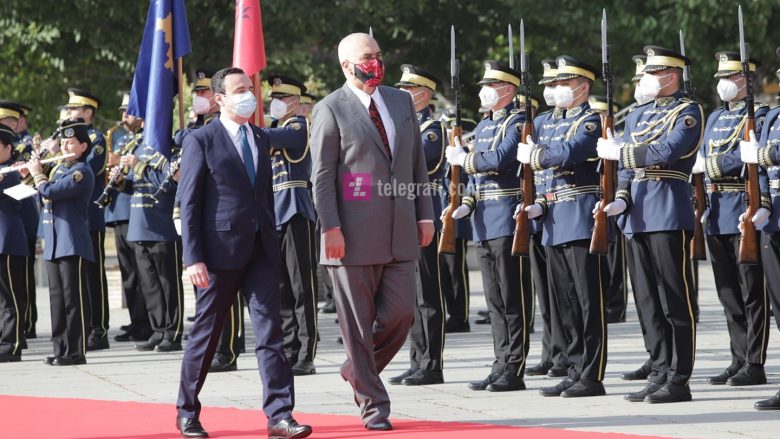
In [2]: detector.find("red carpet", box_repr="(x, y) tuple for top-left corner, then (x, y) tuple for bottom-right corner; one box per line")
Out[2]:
(0, 394), (682, 439)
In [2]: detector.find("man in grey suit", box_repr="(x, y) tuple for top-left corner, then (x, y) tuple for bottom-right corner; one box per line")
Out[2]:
(310, 33), (434, 431)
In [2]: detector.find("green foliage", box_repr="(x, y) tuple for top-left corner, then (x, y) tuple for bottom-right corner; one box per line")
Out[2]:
(3, 0), (780, 135)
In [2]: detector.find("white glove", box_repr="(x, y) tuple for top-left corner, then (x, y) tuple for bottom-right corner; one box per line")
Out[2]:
(700, 208), (710, 225)
(174, 218), (182, 236)
(516, 138), (535, 164)
(596, 128), (622, 161)
(751, 207), (771, 227)
(740, 130), (759, 164)
(604, 199), (627, 216)
(692, 154), (706, 174)
(514, 203), (542, 219)
(446, 137), (468, 167)
(451, 204), (471, 219)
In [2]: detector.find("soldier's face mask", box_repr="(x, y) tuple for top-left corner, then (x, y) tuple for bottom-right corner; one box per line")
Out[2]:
(543, 86), (557, 107)
(637, 72), (673, 101)
(403, 88), (427, 107)
(479, 84), (511, 109)
(717, 77), (745, 102)
(192, 94), (211, 115)
(269, 98), (289, 120)
(634, 83), (653, 105)
(553, 82), (587, 108)
(351, 58), (385, 87)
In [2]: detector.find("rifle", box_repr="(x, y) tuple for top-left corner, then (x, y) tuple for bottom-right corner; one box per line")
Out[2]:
(589, 9), (615, 255)
(510, 19), (533, 256)
(737, 5), (759, 264)
(680, 30), (707, 261)
(438, 25), (462, 255)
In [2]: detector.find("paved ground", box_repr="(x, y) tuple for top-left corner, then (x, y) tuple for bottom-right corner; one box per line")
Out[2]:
(2, 251), (780, 439)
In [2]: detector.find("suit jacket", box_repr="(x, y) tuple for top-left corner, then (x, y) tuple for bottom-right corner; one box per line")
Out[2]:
(311, 83), (434, 266)
(179, 118), (278, 271)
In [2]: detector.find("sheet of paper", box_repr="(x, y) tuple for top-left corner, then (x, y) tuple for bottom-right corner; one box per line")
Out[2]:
(3, 183), (38, 201)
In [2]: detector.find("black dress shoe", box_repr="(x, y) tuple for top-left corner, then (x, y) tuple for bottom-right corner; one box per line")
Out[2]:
(624, 381), (664, 402)
(136, 338), (162, 351)
(402, 369), (444, 386)
(486, 372), (526, 392)
(561, 379), (606, 398)
(606, 314), (626, 324)
(268, 417), (312, 438)
(337, 336), (343, 345)
(53, 356), (87, 366)
(155, 340), (183, 352)
(114, 331), (134, 342)
(0, 352), (21, 362)
(644, 382), (691, 403)
(209, 358), (237, 373)
(321, 300), (337, 314)
(539, 378), (576, 397)
(119, 324), (132, 332)
(754, 391), (780, 410)
(86, 335), (110, 351)
(445, 318), (471, 333)
(526, 362), (552, 376)
(468, 373), (498, 391)
(176, 415), (208, 438)
(389, 368), (418, 385)
(25, 329), (37, 339)
(365, 419), (393, 431)
(621, 362), (651, 381)
(708, 363), (742, 385)
(477, 310), (489, 317)
(547, 364), (569, 378)
(186, 315), (196, 322)
(727, 364), (767, 386)
(43, 356), (57, 365)
(475, 316), (491, 325)
(291, 361), (316, 376)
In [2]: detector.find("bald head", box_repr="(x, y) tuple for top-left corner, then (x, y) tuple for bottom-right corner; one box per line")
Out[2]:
(338, 33), (380, 63)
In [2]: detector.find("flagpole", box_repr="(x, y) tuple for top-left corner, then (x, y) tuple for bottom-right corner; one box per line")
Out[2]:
(254, 72), (262, 126)
(177, 57), (186, 131)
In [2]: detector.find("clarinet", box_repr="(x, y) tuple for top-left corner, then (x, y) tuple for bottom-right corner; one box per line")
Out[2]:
(150, 154), (182, 204)
(94, 135), (141, 208)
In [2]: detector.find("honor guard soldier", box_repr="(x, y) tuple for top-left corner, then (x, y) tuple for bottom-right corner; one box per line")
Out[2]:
(65, 88), (110, 351)
(591, 95), (629, 324)
(106, 96), (151, 342)
(695, 51), (770, 387)
(265, 75), (319, 376)
(29, 118), (96, 366)
(444, 61), (532, 392)
(389, 64), (448, 386)
(524, 58), (570, 379)
(190, 69), (220, 127)
(597, 46), (704, 403)
(299, 92), (316, 119)
(517, 56), (607, 398)
(116, 131), (184, 353)
(0, 123), (28, 362)
(738, 45), (780, 410)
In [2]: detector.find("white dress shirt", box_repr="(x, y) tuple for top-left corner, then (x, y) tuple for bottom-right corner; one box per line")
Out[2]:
(219, 113), (259, 168)
(346, 82), (397, 156)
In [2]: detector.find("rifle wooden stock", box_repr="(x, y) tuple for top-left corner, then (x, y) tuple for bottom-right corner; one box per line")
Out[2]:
(739, 119), (759, 264)
(691, 173), (707, 260)
(511, 121), (534, 256)
(590, 115), (615, 255)
(438, 126), (462, 255)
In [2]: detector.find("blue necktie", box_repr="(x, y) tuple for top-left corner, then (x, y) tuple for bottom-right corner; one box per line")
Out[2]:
(239, 125), (256, 187)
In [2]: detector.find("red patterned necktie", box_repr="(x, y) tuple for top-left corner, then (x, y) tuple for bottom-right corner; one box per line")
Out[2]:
(368, 97), (392, 160)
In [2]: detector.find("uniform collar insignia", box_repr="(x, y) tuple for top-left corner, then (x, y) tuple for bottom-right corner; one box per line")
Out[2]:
(492, 108), (507, 120)
(566, 106), (583, 118)
(727, 100), (746, 111)
(655, 96), (675, 107)
(552, 108), (566, 119)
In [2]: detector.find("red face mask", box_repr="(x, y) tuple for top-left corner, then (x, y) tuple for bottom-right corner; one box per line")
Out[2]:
(352, 58), (384, 87)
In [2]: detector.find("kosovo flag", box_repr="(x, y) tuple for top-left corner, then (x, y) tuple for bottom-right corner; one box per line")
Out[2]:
(128, 0), (191, 158)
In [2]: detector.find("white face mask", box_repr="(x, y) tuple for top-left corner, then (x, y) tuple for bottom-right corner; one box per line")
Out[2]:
(637, 72), (672, 102)
(553, 83), (586, 108)
(634, 84), (653, 105)
(224, 91), (257, 118)
(717, 78), (744, 102)
(269, 98), (288, 119)
(404, 89), (426, 108)
(543, 86), (557, 107)
(479, 86), (501, 109)
(192, 95), (211, 115)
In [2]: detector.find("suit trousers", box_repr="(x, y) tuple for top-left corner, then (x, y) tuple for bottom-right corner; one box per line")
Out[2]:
(628, 231), (696, 384)
(707, 233), (769, 366)
(546, 240), (607, 382)
(23, 240), (37, 336)
(0, 254), (26, 355)
(604, 233), (628, 322)
(530, 232), (568, 368)
(328, 260), (416, 424)
(279, 215), (318, 363)
(46, 256), (88, 359)
(112, 222), (150, 332)
(177, 233), (293, 425)
(409, 231), (445, 370)
(440, 238), (470, 325)
(86, 230), (109, 338)
(761, 232), (780, 333)
(476, 236), (532, 377)
(134, 240), (184, 343)
(214, 291), (245, 364)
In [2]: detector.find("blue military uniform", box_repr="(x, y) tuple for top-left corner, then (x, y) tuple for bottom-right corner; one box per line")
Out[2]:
(526, 55), (606, 396)
(698, 55), (770, 382)
(264, 74), (318, 374)
(458, 60), (532, 391)
(615, 46), (703, 401)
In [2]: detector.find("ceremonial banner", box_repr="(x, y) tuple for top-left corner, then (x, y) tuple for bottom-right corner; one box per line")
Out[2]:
(233, 0), (267, 126)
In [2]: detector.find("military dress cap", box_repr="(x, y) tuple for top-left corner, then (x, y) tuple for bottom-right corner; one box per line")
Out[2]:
(59, 118), (92, 146)
(0, 101), (22, 120)
(632, 55), (647, 81)
(300, 92), (317, 105)
(193, 69), (213, 91)
(395, 64), (441, 91)
(0, 122), (15, 145)
(538, 59), (559, 85)
(714, 51), (759, 78)
(267, 75), (306, 98)
(119, 92), (130, 110)
(517, 94), (540, 110)
(588, 96), (619, 113)
(555, 55), (599, 82)
(642, 46), (691, 72)
(477, 60), (521, 87)
(11, 102), (32, 116)
(65, 88), (102, 109)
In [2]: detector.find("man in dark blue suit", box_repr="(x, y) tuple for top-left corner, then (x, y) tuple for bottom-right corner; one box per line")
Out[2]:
(175, 67), (312, 439)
